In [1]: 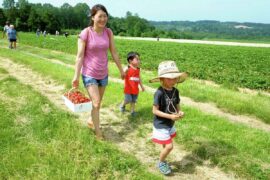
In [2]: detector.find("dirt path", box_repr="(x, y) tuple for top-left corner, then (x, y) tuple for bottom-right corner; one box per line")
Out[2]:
(0, 57), (237, 179)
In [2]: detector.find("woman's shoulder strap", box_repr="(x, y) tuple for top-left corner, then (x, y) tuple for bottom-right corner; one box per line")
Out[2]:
(105, 27), (112, 38)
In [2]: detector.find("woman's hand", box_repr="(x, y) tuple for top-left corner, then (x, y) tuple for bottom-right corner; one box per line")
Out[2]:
(72, 78), (79, 88)
(120, 71), (125, 80)
(141, 86), (145, 92)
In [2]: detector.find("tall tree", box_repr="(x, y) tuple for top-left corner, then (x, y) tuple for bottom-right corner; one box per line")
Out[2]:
(27, 8), (41, 31)
(73, 3), (89, 28)
(16, 0), (31, 31)
(0, 8), (7, 26)
(60, 3), (74, 29)
(2, 0), (15, 9)
(2, 0), (17, 23)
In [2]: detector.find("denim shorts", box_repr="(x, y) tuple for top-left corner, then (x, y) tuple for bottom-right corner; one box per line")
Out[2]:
(82, 74), (108, 87)
(124, 94), (138, 103)
(9, 39), (17, 42)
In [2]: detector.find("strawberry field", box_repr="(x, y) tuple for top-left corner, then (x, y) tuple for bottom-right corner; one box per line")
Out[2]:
(19, 33), (270, 91)
(0, 35), (270, 179)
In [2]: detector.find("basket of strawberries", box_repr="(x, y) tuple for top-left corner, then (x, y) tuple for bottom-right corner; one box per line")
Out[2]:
(62, 88), (92, 112)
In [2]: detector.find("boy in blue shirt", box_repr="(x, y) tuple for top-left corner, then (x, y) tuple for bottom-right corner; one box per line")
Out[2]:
(7, 25), (17, 49)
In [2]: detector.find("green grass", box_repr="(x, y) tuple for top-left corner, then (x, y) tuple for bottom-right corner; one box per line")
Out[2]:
(104, 84), (270, 179)
(0, 46), (269, 124)
(0, 45), (269, 179)
(110, 62), (270, 124)
(0, 72), (161, 179)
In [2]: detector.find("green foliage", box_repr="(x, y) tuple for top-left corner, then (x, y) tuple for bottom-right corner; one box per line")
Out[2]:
(0, 77), (160, 179)
(2, 0), (15, 9)
(115, 40), (270, 91)
(61, 29), (81, 35)
(0, 8), (6, 26)
(16, 33), (270, 91)
(2, 2), (89, 33)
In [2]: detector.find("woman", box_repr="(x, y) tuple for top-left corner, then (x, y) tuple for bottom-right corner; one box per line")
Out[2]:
(72, 4), (125, 139)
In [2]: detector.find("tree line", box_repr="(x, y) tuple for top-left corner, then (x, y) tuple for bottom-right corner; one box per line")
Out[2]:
(151, 20), (270, 41)
(1, 0), (270, 41)
(1, 0), (91, 33)
(1, 0), (167, 37)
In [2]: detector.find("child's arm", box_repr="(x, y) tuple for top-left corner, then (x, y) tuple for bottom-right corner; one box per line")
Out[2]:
(139, 77), (145, 91)
(123, 66), (129, 75)
(153, 105), (182, 121)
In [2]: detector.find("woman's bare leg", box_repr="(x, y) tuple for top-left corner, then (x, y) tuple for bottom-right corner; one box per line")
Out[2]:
(86, 85), (106, 139)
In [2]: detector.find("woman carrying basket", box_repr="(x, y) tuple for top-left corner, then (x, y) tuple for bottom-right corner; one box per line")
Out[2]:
(72, 4), (125, 140)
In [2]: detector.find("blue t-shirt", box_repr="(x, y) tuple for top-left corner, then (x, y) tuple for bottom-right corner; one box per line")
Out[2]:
(153, 86), (180, 129)
(7, 29), (16, 40)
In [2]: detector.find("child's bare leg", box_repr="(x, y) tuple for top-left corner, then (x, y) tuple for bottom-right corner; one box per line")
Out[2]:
(121, 101), (129, 107)
(160, 143), (173, 162)
(130, 102), (135, 112)
(14, 42), (16, 49)
(120, 101), (129, 112)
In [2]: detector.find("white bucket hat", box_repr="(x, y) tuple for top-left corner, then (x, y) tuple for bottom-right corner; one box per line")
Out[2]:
(149, 61), (188, 83)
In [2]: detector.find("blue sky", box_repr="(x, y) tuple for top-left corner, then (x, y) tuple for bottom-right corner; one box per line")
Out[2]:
(11, 0), (270, 23)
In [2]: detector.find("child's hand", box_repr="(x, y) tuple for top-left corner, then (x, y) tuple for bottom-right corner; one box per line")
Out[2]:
(178, 111), (184, 118)
(170, 111), (184, 121)
(170, 114), (181, 121)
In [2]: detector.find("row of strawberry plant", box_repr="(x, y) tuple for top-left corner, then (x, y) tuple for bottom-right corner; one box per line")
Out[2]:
(13, 33), (270, 91)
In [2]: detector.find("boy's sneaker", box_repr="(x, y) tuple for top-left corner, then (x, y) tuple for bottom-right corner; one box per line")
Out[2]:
(119, 105), (125, 112)
(131, 111), (137, 117)
(157, 161), (171, 175)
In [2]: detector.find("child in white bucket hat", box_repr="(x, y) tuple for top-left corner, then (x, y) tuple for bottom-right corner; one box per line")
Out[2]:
(150, 61), (187, 175)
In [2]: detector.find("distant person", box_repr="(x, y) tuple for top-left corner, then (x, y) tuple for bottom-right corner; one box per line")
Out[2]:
(55, 30), (59, 36)
(7, 24), (17, 49)
(72, 4), (125, 140)
(157, 36), (160, 41)
(3, 21), (10, 38)
(119, 52), (145, 116)
(149, 61), (187, 175)
(36, 28), (40, 37)
(43, 30), (46, 37)
(64, 32), (69, 38)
